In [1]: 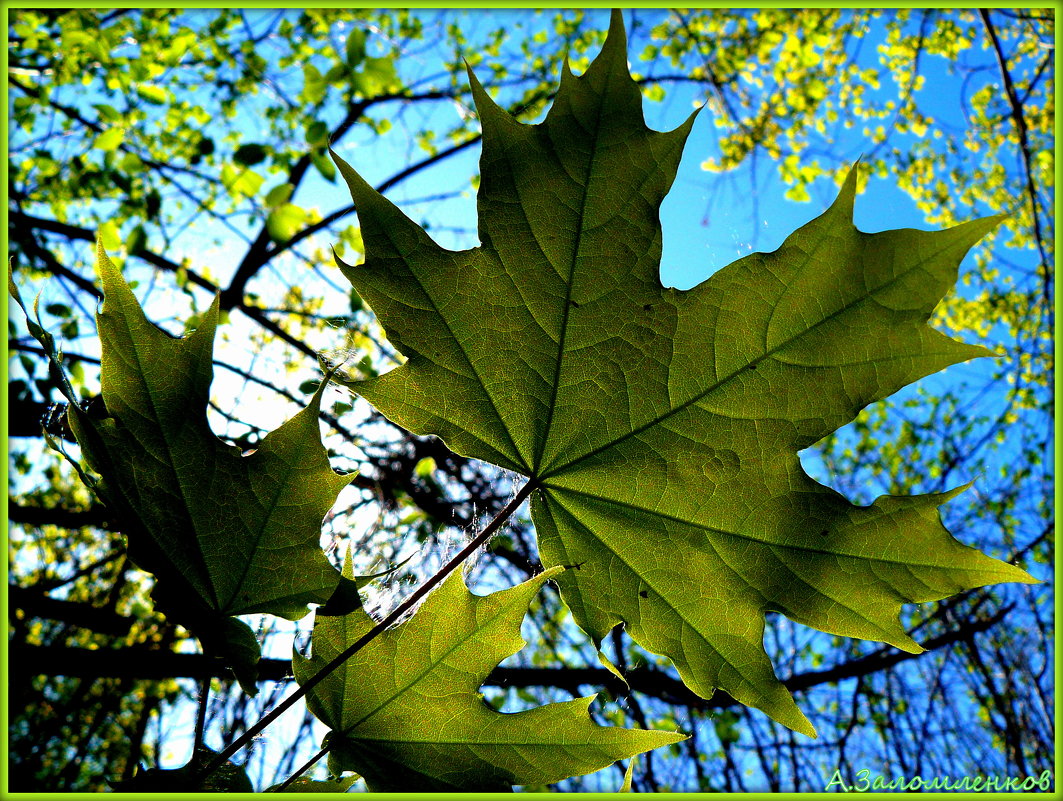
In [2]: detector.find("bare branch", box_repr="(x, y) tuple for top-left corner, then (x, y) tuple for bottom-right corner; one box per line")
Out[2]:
(11, 603), (1012, 711)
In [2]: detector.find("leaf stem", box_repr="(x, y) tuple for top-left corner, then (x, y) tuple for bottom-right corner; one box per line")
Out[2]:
(269, 745), (330, 792)
(195, 477), (538, 785)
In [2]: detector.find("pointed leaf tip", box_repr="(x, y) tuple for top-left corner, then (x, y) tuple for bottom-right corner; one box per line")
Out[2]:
(465, 58), (508, 128)
(607, 8), (627, 46)
(589, 8), (631, 81)
(828, 162), (861, 219)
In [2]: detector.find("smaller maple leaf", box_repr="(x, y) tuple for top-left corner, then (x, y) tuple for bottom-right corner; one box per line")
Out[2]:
(46, 242), (356, 691)
(293, 563), (685, 791)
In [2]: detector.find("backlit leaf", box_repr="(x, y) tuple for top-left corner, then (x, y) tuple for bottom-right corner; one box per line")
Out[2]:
(265, 182), (294, 208)
(135, 83), (168, 105)
(302, 63), (327, 105)
(64, 242), (354, 690)
(267, 203), (309, 243)
(220, 163), (264, 200)
(331, 9), (1036, 736)
(93, 127), (124, 152)
(305, 120), (329, 148)
(345, 29), (366, 68)
(352, 55), (400, 97)
(294, 564), (684, 791)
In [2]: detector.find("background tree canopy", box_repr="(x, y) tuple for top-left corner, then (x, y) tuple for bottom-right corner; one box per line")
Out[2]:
(7, 7), (1052, 792)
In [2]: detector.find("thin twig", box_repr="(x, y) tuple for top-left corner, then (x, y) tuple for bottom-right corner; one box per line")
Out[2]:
(194, 478), (538, 785)
(978, 9), (1051, 302)
(193, 675), (211, 754)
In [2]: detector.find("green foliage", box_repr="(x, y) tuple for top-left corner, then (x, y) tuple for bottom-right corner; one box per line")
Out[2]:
(332, 10), (1035, 736)
(48, 244), (354, 691)
(294, 564), (682, 791)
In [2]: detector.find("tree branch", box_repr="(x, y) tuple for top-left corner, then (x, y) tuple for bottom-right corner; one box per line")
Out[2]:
(11, 603), (1012, 710)
(978, 9), (1051, 300)
(10, 586), (134, 637)
(11, 210), (321, 360)
(8, 500), (112, 529)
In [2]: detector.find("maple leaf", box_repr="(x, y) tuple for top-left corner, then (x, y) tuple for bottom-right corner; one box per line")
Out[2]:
(58, 243), (354, 690)
(293, 564), (684, 791)
(330, 9), (1035, 735)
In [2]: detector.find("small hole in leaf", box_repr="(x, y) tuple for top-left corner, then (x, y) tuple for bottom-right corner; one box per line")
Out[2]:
(639, 590), (648, 598)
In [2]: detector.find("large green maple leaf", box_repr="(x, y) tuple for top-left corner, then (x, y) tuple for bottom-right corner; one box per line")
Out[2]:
(61, 243), (354, 690)
(331, 11), (1035, 734)
(293, 564), (683, 791)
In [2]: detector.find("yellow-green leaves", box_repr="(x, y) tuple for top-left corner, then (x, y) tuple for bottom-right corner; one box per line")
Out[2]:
(93, 127), (124, 152)
(294, 566), (683, 791)
(267, 203), (312, 243)
(67, 242), (354, 690)
(333, 10), (1036, 736)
